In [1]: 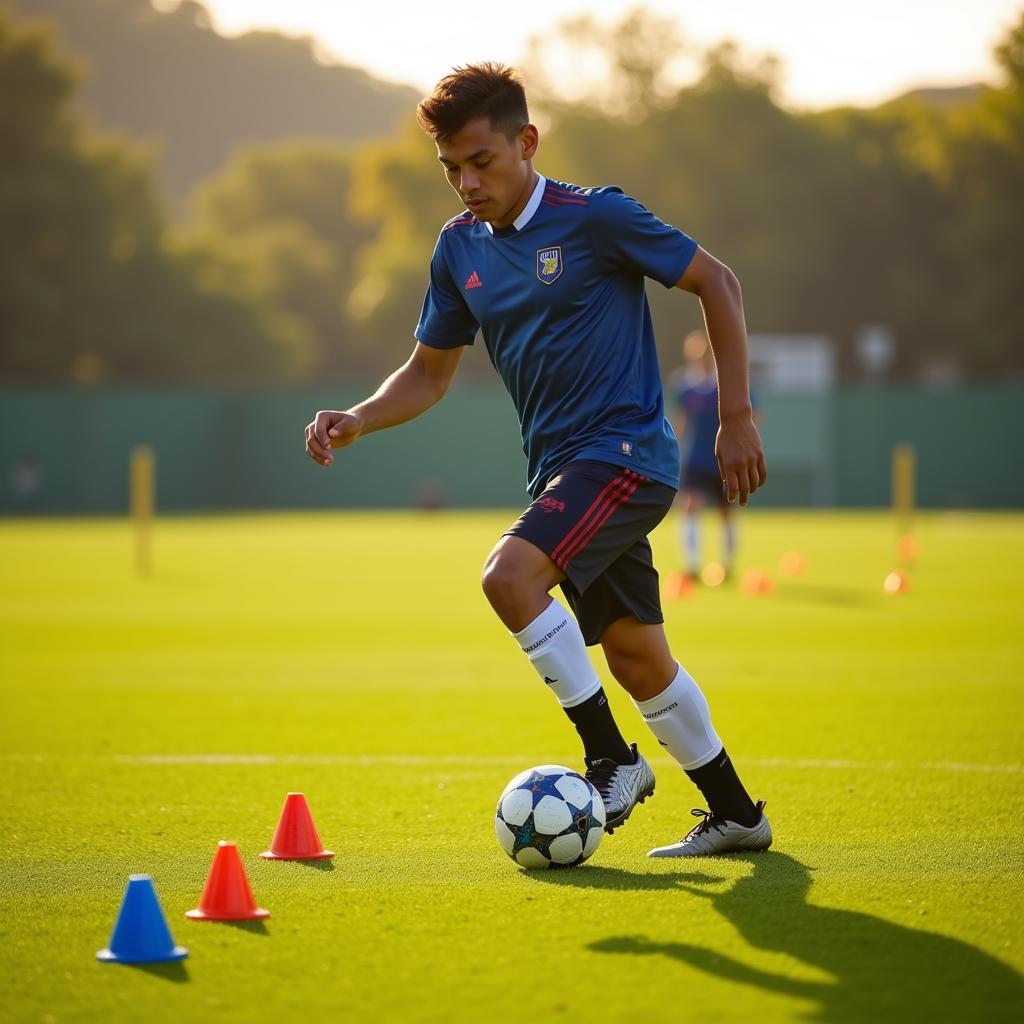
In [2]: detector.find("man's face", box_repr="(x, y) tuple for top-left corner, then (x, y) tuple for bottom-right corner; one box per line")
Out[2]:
(436, 117), (537, 226)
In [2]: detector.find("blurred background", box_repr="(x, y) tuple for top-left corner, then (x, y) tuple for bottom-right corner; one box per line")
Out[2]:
(2, 0), (1022, 513)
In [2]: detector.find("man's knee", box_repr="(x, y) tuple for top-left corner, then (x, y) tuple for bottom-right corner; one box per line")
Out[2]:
(481, 537), (565, 630)
(601, 619), (676, 696)
(481, 546), (522, 606)
(604, 646), (646, 691)
(605, 644), (670, 692)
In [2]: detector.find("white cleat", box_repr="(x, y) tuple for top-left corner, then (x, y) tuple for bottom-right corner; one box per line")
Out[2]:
(585, 744), (656, 834)
(647, 800), (773, 858)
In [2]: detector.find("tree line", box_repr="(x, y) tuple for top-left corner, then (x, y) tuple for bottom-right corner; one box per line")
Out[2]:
(8, 0), (416, 200)
(2, 6), (1022, 387)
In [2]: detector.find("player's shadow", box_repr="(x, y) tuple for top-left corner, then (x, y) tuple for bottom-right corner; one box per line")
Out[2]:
(587, 852), (1024, 1023)
(527, 865), (723, 891)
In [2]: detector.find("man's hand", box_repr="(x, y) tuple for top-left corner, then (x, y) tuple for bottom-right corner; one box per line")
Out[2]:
(304, 410), (362, 468)
(716, 412), (767, 506)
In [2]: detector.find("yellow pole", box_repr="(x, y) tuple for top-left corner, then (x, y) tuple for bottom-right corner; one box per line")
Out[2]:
(892, 443), (916, 560)
(131, 445), (155, 576)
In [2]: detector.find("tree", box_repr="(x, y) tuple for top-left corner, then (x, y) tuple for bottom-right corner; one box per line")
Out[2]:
(0, 12), (312, 385)
(343, 121), (483, 374)
(189, 141), (376, 375)
(9, 0), (418, 200)
(524, 7), (687, 121)
(535, 11), (1023, 379)
(936, 12), (1024, 372)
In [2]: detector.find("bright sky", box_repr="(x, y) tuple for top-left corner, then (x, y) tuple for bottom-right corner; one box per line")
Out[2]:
(195, 0), (1021, 109)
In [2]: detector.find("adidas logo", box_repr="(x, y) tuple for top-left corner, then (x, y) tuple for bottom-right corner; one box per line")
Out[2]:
(464, 270), (482, 290)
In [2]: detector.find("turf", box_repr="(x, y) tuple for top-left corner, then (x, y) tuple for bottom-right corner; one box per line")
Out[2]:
(1, 510), (1022, 1023)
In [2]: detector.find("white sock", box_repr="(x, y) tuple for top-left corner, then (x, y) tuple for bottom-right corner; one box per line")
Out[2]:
(512, 599), (601, 709)
(724, 519), (737, 570)
(633, 663), (722, 770)
(684, 515), (700, 573)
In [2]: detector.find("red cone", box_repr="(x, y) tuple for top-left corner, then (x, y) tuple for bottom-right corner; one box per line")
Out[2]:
(260, 792), (334, 860)
(186, 841), (270, 921)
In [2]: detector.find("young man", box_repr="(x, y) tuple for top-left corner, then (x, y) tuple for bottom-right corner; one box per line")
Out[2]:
(669, 329), (756, 585)
(304, 64), (771, 857)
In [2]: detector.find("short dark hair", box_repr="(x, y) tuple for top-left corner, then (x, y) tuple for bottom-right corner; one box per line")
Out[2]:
(416, 63), (528, 141)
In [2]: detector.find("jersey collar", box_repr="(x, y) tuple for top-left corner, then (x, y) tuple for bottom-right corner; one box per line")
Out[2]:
(482, 173), (546, 235)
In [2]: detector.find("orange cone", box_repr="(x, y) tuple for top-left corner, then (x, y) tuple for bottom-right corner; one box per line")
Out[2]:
(186, 841), (270, 921)
(897, 533), (918, 564)
(663, 571), (695, 600)
(741, 568), (774, 596)
(884, 570), (910, 595)
(260, 792), (334, 860)
(778, 550), (807, 576)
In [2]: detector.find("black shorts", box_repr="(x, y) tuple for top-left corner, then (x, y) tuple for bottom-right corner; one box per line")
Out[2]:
(681, 465), (728, 508)
(505, 460), (676, 646)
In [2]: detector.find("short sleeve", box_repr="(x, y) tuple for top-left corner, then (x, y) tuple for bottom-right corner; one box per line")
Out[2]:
(414, 234), (479, 349)
(588, 188), (698, 289)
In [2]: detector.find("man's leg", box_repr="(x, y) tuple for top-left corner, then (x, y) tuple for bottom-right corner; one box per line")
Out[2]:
(481, 535), (633, 768)
(720, 502), (737, 579)
(599, 616), (772, 856)
(680, 490), (702, 577)
(491, 461), (701, 833)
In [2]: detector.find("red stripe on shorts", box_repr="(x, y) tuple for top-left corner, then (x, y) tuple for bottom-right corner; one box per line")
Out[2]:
(549, 471), (631, 566)
(550, 470), (640, 570)
(558, 474), (640, 567)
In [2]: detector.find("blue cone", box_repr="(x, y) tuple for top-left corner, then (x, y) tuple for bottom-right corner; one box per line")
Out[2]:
(97, 874), (188, 964)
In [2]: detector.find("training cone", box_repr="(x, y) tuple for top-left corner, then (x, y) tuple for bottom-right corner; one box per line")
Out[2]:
(663, 571), (695, 601)
(261, 792), (334, 860)
(741, 568), (774, 596)
(897, 533), (918, 564)
(779, 550), (807, 576)
(884, 570), (910, 595)
(186, 841), (270, 921)
(97, 875), (188, 964)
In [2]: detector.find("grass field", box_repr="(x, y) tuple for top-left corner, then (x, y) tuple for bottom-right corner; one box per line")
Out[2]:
(1, 510), (1022, 1023)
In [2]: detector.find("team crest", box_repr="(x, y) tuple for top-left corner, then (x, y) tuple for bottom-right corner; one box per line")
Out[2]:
(536, 246), (563, 285)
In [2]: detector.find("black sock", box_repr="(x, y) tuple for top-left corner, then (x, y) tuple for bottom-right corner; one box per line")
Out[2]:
(685, 748), (759, 827)
(564, 688), (633, 765)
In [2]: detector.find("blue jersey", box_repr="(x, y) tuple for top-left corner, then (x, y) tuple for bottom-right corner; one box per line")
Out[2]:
(670, 373), (760, 475)
(415, 176), (697, 497)
(672, 375), (720, 475)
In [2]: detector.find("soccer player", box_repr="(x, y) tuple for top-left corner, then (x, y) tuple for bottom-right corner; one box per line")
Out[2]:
(669, 329), (755, 585)
(304, 64), (771, 857)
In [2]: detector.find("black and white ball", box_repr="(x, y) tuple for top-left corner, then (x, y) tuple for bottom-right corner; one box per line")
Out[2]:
(494, 764), (605, 869)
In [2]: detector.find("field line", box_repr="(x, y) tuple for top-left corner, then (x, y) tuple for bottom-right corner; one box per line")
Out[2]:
(3, 753), (1020, 773)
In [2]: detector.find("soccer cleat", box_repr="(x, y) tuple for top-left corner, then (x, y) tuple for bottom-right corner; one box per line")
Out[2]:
(647, 800), (772, 858)
(585, 743), (655, 834)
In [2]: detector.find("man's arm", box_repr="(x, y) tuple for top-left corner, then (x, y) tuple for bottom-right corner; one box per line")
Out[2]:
(676, 247), (767, 506)
(304, 342), (464, 468)
(673, 410), (688, 445)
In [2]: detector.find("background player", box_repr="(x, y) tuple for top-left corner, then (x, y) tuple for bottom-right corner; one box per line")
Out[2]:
(669, 329), (759, 585)
(304, 64), (771, 857)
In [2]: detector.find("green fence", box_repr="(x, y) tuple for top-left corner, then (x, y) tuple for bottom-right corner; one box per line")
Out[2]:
(1, 385), (1021, 511)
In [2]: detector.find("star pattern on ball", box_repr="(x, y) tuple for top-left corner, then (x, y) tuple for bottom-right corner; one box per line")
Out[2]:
(571, 801), (597, 837)
(507, 817), (558, 858)
(496, 768), (605, 868)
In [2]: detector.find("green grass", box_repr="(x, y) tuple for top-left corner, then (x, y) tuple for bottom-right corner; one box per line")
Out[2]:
(1, 510), (1022, 1023)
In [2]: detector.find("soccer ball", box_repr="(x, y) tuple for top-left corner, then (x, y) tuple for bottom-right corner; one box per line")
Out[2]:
(494, 764), (605, 869)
